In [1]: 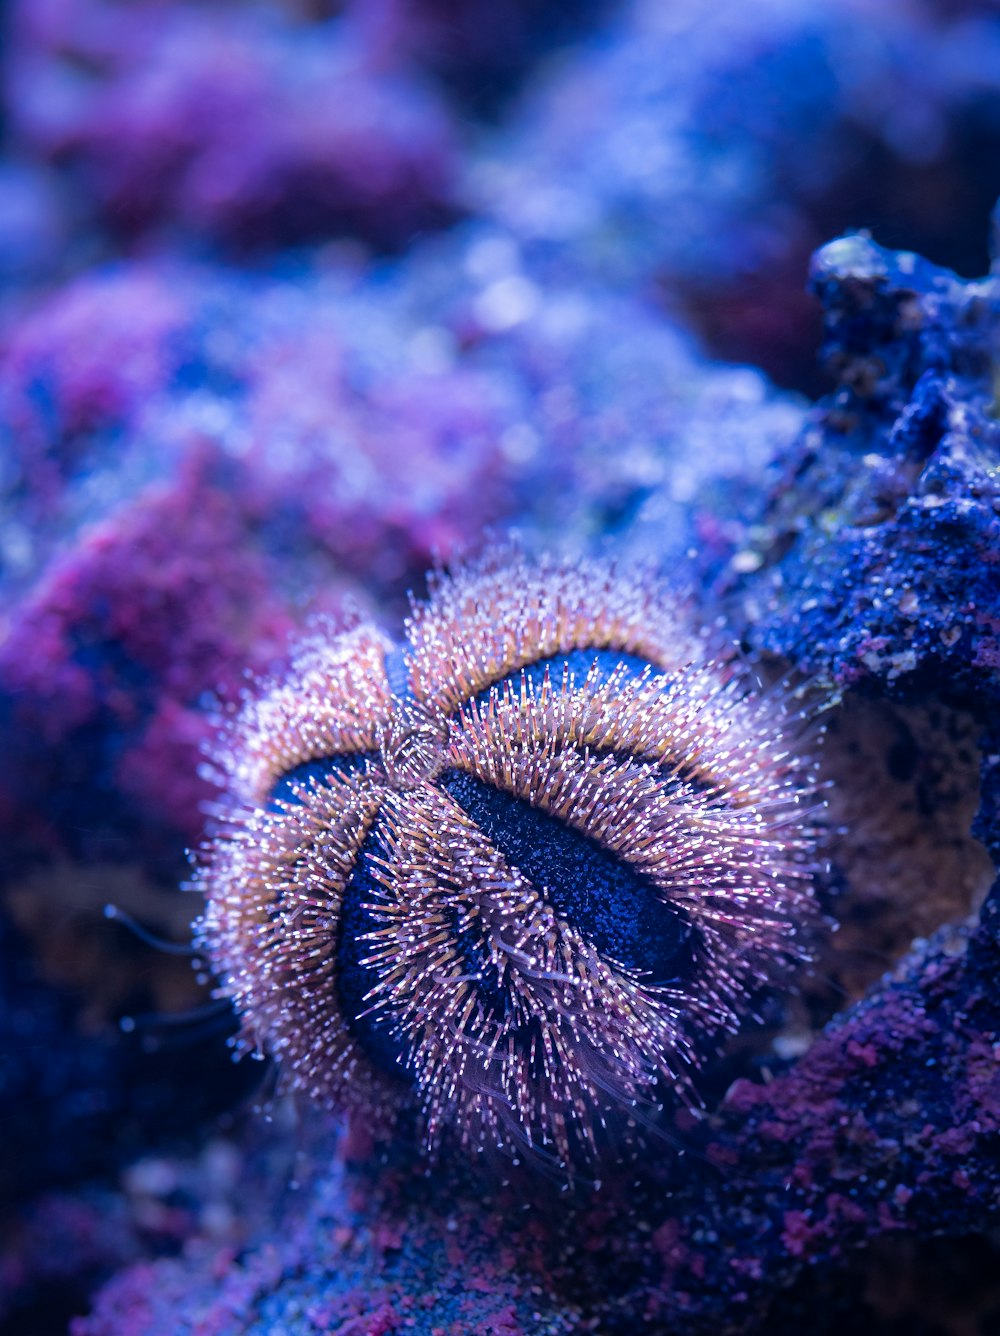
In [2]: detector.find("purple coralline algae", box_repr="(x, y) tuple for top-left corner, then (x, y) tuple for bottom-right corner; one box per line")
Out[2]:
(0, 267), (189, 529)
(0, 458), (294, 863)
(0, 259), (511, 602)
(75, 228), (1000, 1336)
(1, 1186), (140, 1331)
(383, 225), (804, 570)
(3, 0), (1000, 1331)
(1, 1134), (273, 1332)
(2, 0), (459, 256)
(0, 250), (802, 873)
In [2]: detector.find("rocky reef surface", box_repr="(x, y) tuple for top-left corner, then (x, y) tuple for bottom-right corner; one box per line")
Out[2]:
(67, 221), (1000, 1336)
(472, 0), (1000, 389)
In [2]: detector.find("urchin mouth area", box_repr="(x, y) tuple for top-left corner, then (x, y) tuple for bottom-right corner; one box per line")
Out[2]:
(376, 705), (450, 790)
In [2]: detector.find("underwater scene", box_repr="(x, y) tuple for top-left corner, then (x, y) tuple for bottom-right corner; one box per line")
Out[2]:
(2, 0), (1000, 1332)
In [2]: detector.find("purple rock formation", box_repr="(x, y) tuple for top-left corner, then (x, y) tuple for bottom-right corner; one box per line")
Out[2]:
(0, 456), (295, 862)
(1, 1133), (276, 1333)
(0, 266), (189, 530)
(73, 227), (1000, 1336)
(472, 0), (1000, 388)
(2, 0), (459, 257)
(365, 223), (806, 592)
(720, 232), (1000, 866)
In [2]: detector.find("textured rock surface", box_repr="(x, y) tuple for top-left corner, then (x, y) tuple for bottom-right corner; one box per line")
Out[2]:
(722, 233), (1000, 864)
(74, 234), (1000, 1334)
(3, 1), (1000, 1331)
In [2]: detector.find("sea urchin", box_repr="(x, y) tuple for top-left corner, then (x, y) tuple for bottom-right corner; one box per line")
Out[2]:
(195, 549), (822, 1170)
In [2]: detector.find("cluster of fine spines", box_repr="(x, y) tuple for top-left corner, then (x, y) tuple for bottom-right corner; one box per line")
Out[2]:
(404, 545), (703, 712)
(361, 782), (694, 1163)
(217, 622), (396, 807)
(448, 666), (816, 939)
(195, 552), (822, 1171)
(197, 766), (396, 1120)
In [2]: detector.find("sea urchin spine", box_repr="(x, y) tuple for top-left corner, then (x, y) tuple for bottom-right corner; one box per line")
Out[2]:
(195, 549), (822, 1169)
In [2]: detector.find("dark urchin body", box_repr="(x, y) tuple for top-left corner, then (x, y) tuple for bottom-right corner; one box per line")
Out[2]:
(196, 549), (822, 1170)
